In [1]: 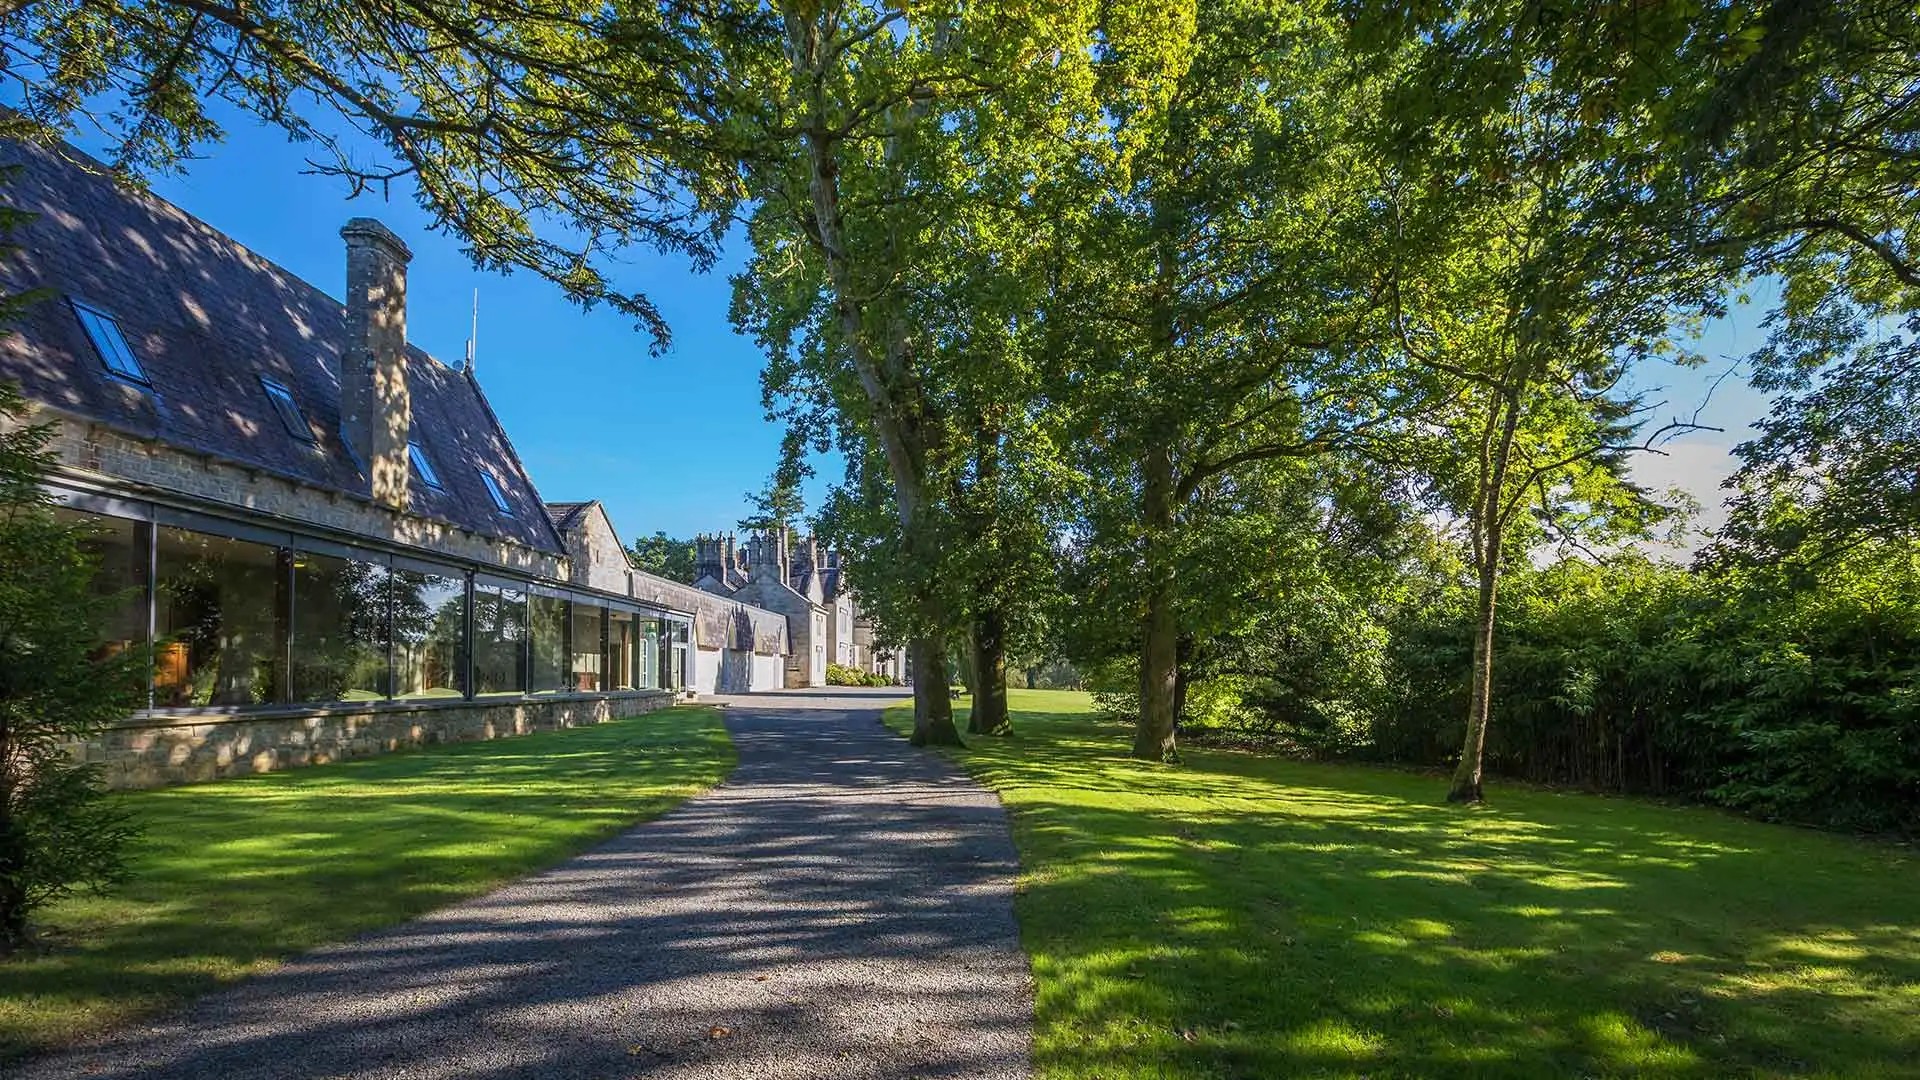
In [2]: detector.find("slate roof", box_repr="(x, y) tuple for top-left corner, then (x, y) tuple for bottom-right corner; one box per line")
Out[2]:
(543, 501), (592, 534)
(0, 137), (564, 555)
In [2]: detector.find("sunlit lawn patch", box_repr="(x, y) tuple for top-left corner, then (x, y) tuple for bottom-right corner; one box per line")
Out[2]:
(0, 705), (734, 1062)
(888, 689), (1920, 1079)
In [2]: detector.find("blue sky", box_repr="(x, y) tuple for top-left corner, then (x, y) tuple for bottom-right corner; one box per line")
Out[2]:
(1622, 285), (1778, 548)
(68, 111), (1772, 553)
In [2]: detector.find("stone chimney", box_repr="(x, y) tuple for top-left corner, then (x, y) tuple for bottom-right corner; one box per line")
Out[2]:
(340, 218), (413, 510)
(743, 532), (765, 579)
(694, 534), (716, 582)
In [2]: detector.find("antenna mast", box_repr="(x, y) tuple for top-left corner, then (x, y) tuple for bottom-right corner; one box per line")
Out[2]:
(465, 288), (478, 374)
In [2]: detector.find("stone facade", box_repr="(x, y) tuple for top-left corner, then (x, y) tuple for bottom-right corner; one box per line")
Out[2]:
(21, 407), (567, 578)
(88, 691), (675, 790)
(692, 527), (904, 686)
(692, 528), (829, 688)
(545, 500), (792, 693)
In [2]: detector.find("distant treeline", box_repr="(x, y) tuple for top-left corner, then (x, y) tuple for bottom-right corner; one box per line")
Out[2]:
(1094, 540), (1920, 836)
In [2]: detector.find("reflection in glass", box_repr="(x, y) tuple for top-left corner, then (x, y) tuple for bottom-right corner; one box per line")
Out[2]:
(640, 619), (662, 690)
(35, 508), (704, 708)
(392, 568), (466, 698)
(571, 602), (604, 692)
(667, 621), (689, 691)
(607, 608), (636, 691)
(290, 551), (390, 702)
(473, 580), (528, 695)
(154, 526), (282, 706)
(530, 593), (569, 693)
(54, 509), (150, 690)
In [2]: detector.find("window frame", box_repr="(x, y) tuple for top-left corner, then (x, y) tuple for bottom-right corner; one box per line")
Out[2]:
(259, 376), (318, 443)
(69, 297), (151, 386)
(407, 441), (444, 490)
(44, 488), (692, 715)
(477, 469), (514, 516)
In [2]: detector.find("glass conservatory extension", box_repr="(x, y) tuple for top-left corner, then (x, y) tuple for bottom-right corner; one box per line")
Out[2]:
(53, 491), (690, 711)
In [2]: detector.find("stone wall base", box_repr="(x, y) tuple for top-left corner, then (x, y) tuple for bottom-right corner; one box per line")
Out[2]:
(87, 691), (679, 790)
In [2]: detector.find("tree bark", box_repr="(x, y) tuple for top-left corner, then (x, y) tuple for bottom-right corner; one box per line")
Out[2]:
(0, 724), (23, 950)
(1449, 553), (1500, 803)
(910, 632), (962, 746)
(1449, 383), (1522, 803)
(968, 604), (1011, 735)
(1135, 441), (1180, 761)
(784, 11), (960, 749)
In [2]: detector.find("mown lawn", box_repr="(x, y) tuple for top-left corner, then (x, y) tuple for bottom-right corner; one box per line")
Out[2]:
(887, 689), (1920, 1079)
(0, 704), (734, 1062)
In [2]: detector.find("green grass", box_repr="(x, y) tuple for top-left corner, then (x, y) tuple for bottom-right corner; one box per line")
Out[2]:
(0, 705), (734, 1062)
(887, 690), (1920, 1079)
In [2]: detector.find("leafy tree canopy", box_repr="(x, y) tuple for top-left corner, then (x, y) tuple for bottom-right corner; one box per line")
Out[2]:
(627, 531), (697, 583)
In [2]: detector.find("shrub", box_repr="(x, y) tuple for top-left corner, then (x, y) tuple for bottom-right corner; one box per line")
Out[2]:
(827, 662), (891, 687)
(0, 382), (147, 950)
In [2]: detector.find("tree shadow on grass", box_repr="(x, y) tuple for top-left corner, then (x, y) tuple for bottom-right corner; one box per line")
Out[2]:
(0, 706), (736, 1061)
(906, 695), (1920, 1079)
(6, 697), (1034, 1080)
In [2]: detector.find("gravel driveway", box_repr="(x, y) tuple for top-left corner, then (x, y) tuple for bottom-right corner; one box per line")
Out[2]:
(21, 687), (1032, 1080)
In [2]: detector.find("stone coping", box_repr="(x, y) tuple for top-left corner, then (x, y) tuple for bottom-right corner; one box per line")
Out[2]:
(118, 688), (678, 730)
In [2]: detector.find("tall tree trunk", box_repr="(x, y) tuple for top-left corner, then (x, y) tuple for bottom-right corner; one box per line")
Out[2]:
(0, 728), (23, 950)
(1449, 552), (1500, 803)
(968, 604), (1011, 735)
(963, 418), (1010, 736)
(1135, 442), (1179, 761)
(785, 14), (959, 748)
(1449, 384), (1522, 803)
(910, 632), (961, 746)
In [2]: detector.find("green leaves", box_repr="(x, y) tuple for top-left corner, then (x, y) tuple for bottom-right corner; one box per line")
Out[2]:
(0, 381), (148, 946)
(1, 0), (756, 350)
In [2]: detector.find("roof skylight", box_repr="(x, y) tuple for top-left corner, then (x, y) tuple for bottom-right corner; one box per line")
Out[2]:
(259, 377), (316, 442)
(70, 298), (149, 385)
(478, 470), (514, 516)
(407, 441), (443, 490)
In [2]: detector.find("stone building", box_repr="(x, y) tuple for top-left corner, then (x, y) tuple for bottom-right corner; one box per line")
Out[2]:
(545, 501), (789, 693)
(693, 529), (905, 685)
(0, 137), (800, 788)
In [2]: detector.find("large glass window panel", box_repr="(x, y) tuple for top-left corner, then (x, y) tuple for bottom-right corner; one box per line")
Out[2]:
(639, 619), (662, 690)
(607, 609), (637, 691)
(55, 508), (151, 694)
(530, 593), (569, 693)
(473, 579), (528, 695)
(668, 620), (689, 691)
(154, 526), (282, 707)
(570, 602), (604, 692)
(290, 551), (390, 702)
(391, 567), (466, 698)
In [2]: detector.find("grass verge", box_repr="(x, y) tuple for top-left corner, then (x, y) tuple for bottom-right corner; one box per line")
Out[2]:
(0, 704), (734, 1061)
(888, 689), (1920, 1079)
